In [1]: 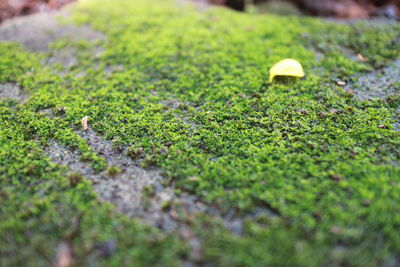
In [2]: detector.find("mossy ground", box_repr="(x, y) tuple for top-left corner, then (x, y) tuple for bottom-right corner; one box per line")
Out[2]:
(1, 0), (400, 266)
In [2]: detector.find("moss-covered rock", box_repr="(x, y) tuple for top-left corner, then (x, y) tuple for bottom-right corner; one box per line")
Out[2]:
(0, 0), (399, 266)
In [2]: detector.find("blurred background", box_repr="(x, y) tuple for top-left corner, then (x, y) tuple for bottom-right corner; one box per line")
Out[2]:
(0, 0), (399, 23)
(203, 0), (399, 18)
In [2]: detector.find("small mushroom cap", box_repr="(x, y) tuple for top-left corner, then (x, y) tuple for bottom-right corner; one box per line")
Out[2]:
(269, 59), (304, 82)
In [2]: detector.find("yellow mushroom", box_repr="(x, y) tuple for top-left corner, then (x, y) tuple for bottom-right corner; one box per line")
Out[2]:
(269, 59), (304, 82)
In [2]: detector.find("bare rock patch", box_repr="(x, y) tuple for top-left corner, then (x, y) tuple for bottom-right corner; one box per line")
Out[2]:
(0, 8), (105, 52)
(346, 59), (400, 101)
(0, 83), (27, 103)
(45, 129), (277, 237)
(45, 129), (208, 232)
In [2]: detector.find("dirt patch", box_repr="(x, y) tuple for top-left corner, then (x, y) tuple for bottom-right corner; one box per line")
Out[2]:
(0, 83), (28, 103)
(346, 59), (400, 101)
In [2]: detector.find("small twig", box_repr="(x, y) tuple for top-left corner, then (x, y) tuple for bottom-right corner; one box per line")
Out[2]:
(81, 116), (88, 131)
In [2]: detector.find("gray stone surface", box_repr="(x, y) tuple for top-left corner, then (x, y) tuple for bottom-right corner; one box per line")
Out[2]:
(45, 129), (206, 231)
(347, 59), (400, 101)
(0, 9), (105, 52)
(0, 83), (27, 103)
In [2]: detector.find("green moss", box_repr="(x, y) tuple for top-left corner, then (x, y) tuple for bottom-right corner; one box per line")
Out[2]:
(1, 0), (400, 265)
(107, 165), (121, 176)
(0, 105), (185, 266)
